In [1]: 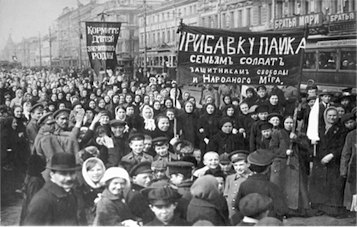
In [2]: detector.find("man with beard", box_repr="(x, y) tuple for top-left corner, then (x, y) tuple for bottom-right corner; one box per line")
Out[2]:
(107, 119), (129, 168)
(23, 152), (86, 225)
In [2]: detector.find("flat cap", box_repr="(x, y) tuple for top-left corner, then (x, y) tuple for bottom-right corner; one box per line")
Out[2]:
(341, 113), (355, 124)
(141, 187), (181, 206)
(109, 119), (127, 127)
(229, 150), (249, 163)
(319, 89), (332, 96)
(151, 160), (167, 171)
(267, 113), (283, 122)
(99, 110), (111, 118)
(307, 94), (317, 101)
(53, 108), (71, 119)
(239, 193), (272, 217)
(173, 140), (194, 154)
(247, 149), (274, 166)
(248, 105), (258, 114)
(259, 122), (273, 131)
(167, 161), (194, 176)
(256, 104), (269, 113)
(220, 117), (233, 127)
(29, 103), (44, 113)
(128, 133), (145, 142)
(129, 161), (152, 177)
(219, 152), (231, 164)
(38, 112), (54, 125)
(152, 137), (169, 146)
(256, 85), (267, 91)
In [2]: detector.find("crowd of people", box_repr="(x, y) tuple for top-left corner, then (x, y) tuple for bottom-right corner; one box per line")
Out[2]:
(0, 67), (356, 226)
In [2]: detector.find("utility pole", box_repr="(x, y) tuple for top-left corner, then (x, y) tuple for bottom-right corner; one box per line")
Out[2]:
(78, 8), (82, 68)
(143, 0), (148, 77)
(49, 27), (52, 67)
(39, 32), (42, 68)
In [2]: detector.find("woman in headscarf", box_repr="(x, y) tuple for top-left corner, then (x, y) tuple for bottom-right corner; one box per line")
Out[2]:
(269, 115), (310, 217)
(197, 103), (220, 155)
(177, 101), (199, 148)
(138, 104), (156, 135)
(77, 157), (106, 225)
(309, 106), (347, 217)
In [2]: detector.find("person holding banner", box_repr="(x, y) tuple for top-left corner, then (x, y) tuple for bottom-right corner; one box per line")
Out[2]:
(269, 116), (311, 217)
(309, 106), (347, 217)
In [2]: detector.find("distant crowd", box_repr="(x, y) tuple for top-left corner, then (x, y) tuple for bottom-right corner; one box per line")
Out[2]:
(0, 66), (356, 226)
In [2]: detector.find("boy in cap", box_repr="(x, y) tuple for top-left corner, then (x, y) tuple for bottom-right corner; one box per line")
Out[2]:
(219, 152), (235, 176)
(151, 160), (169, 182)
(258, 122), (274, 149)
(121, 133), (153, 170)
(142, 187), (189, 226)
(152, 137), (177, 163)
(319, 90), (333, 124)
(224, 150), (251, 221)
(107, 119), (128, 168)
(126, 162), (155, 224)
(255, 85), (269, 106)
(234, 149), (287, 224)
(237, 193), (273, 226)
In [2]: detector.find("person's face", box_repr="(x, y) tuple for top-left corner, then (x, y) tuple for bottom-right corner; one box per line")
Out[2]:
(220, 163), (232, 172)
(216, 177), (224, 194)
(185, 102), (193, 113)
(284, 117), (294, 131)
(258, 112), (268, 120)
(165, 100), (173, 108)
(307, 89), (317, 97)
(341, 99), (350, 106)
(13, 107), (23, 118)
(257, 89), (266, 98)
(206, 97), (213, 104)
(246, 91), (253, 98)
(125, 95), (133, 103)
(143, 96), (150, 104)
(221, 122), (233, 134)
(153, 169), (166, 180)
(87, 163), (105, 183)
(170, 173), (184, 185)
(143, 108), (153, 119)
(129, 140), (144, 155)
(269, 95), (279, 105)
(321, 95), (331, 103)
(206, 105), (214, 114)
(133, 173), (152, 187)
(183, 92), (190, 100)
(50, 170), (76, 192)
(74, 104), (82, 112)
(157, 118), (170, 131)
(58, 92), (63, 99)
(98, 100), (105, 108)
(89, 101), (96, 109)
(31, 108), (44, 120)
(153, 102), (161, 110)
(269, 116), (280, 127)
(336, 107), (345, 117)
(156, 95), (163, 102)
(126, 107), (134, 116)
(86, 110), (94, 120)
(66, 93), (71, 101)
(16, 90), (23, 98)
(226, 107), (234, 116)
(99, 115), (110, 125)
(104, 96), (110, 103)
(166, 111), (175, 120)
(308, 99), (316, 107)
(188, 97), (195, 104)
(111, 124), (125, 137)
(224, 96), (231, 104)
(56, 114), (69, 129)
(155, 144), (169, 157)
(326, 109), (338, 124)
(143, 139), (152, 152)
(193, 150), (201, 163)
(261, 129), (272, 139)
(203, 153), (219, 169)
(108, 177), (127, 196)
(150, 203), (177, 225)
(134, 96), (141, 103)
(240, 103), (249, 115)
(233, 160), (248, 175)
(344, 119), (356, 130)
(11, 118), (17, 130)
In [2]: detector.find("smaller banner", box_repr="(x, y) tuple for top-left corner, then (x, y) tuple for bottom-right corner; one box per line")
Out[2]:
(85, 21), (121, 77)
(177, 24), (307, 85)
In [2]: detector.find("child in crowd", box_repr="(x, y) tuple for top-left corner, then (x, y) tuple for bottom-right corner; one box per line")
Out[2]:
(258, 122), (274, 150)
(193, 151), (220, 178)
(152, 136), (177, 163)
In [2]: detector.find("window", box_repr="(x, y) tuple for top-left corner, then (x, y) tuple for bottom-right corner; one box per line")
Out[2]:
(221, 13), (226, 28)
(258, 6), (262, 25)
(230, 11), (235, 27)
(303, 52), (316, 69)
(318, 50), (337, 70)
(246, 8), (251, 26)
(238, 10), (242, 27)
(340, 50), (357, 70)
(162, 31), (165, 43)
(167, 30), (170, 42)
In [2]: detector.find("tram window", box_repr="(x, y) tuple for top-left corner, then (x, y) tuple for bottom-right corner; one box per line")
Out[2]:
(303, 52), (316, 69)
(318, 51), (337, 70)
(340, 50), (356, 70)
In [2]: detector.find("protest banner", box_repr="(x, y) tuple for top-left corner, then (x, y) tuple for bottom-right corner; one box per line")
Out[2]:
(85, 21), (121, 77)
(177, 24), (307, 85)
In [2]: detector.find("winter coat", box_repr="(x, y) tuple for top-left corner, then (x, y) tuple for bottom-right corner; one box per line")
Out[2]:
(23, 181), (86, 226)
(93, 188), (136, 226)
(269, 129), (310, 212)
(145, 216), (189, 226)
(309, 123), (346, 208)
(177, 110), (199, 147)
(340, 129), (356, 195)
(208, 131), (246, 154)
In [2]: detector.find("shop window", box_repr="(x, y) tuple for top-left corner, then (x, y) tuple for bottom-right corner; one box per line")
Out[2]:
(303, 52), (316, 69)
(340, 50), (357, 70)
(318, 51), (337, 70)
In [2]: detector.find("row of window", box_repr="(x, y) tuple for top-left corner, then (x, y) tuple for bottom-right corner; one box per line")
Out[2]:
(140, 28), (178, 47)
(303, 49), (356, 71)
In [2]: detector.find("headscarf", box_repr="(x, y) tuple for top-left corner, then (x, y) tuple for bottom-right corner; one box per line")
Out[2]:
(323, 106), (339, 134)
(82, 157), (106, 189)
(141, 104), (156, 131)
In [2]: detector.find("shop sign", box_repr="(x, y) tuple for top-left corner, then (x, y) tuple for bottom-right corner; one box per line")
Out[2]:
(274, 13), (322, 29)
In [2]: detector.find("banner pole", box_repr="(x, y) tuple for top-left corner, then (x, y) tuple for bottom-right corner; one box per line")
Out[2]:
(287, 25), (308, 166)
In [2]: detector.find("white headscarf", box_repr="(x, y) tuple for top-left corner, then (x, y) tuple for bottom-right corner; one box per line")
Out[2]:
(82, 157), (106, 189)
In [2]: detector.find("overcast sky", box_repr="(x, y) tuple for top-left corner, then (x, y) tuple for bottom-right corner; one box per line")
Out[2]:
(0, 0), (90, 50)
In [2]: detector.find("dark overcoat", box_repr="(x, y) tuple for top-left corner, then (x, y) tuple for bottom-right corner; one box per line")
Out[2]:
(207, 131), (246, 154)
(23, 181), (86, 226)
(309, 124), (346, 207)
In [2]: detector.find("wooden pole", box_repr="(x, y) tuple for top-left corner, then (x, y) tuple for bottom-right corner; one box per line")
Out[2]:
(287, 25), (308, 166)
